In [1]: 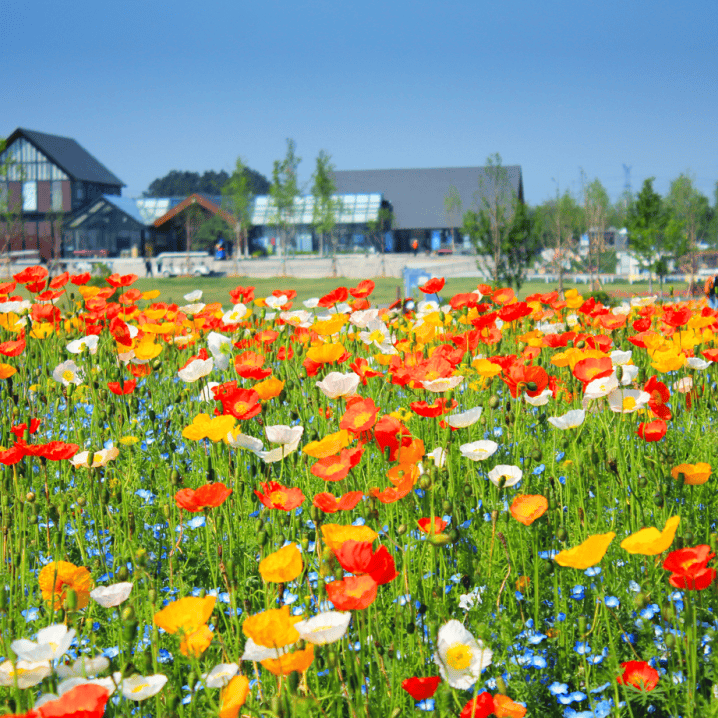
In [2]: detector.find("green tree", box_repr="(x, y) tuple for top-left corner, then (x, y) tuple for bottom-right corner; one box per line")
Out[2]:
(444, 185), (462, 252)
(540, 188), (582, 294)
(311, 150), (339, 264)
(366, 206), (393, 276)
(222, 157), (256, 260)
(665, 173), (711, 285)
(193, 213), (232, 252)
(462, 153), (538, 289)
(626, 178), (666, 293)
(269, 139), (301, 275)
(581, 174), (610, 289)
(145, 168), (269, 197)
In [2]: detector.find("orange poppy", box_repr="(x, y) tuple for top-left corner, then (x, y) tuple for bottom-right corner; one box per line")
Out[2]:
(38, 561), (93, 610)
(572, 356), (613, 385)
(509, 495), (548, 526)
(312, 491), (364, 513)
(418, 517), (448, 534)
(310, 447), (364, 481)
(254, 481), (305, 511)
(339, 397), (379, 433)
(262, 645), (315, 675)
(325, 574), (378, 610)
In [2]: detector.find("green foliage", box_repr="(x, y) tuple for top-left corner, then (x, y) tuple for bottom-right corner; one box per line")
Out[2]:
(269, 139), (301, 260)
(222, 157), (256, 257)
(193, 213), (232, 251)
(311, 150), (340, 256)
(144, 167), (269, 198)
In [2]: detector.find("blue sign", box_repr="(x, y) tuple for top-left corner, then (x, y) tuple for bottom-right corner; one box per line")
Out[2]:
(431, 230), (441, 251)
(384, 230), (394, 253)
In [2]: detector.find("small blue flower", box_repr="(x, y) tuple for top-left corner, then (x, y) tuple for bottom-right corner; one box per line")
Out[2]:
(605, 596), (620, 608)
(549, 681), (569, 695)
(573, 641), (591, 655)
(571, 585), (586, 600)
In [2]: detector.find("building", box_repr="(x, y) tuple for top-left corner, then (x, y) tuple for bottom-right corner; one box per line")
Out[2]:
(0, 128), (124, 259)
(250, 165), (524, 254)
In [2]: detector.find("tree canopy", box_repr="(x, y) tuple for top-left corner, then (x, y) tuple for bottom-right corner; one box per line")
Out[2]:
(144, 167), (269, 198)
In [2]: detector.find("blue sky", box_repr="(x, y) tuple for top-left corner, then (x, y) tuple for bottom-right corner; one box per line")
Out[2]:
(3, 0), (716, 206)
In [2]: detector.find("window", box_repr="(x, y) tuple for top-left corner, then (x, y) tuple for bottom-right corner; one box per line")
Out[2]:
(51, 181), (63, 211)
(77, 186), (84, 200)
(22, 181), (37, 211)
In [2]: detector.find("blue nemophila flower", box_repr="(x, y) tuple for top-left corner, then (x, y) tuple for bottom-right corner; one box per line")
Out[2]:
(549, 682), (569, 695)
(605, 596), (620, 608)
(585, 567), (601, 577)
(417, 699), (435, 711)
(186, 516), (206, 529)
(135, 489), (155, 503)
(573, 641), (591, 655)
(628, 580), (641, 593)
(22, 607), (40, 622)
(558, 691), (587, 705)
(571, 585), (586, 600)
(527, 633), (547, 645)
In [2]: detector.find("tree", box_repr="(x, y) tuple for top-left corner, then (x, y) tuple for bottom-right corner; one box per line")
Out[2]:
(444, 185), (462, 252)
(581, 174), (610, 289)
(222, 157), (256, 260)
(366, 206), (393, 277)
(193, 213), (232, 252)
(462, 153), (538, 289)
(311, 150), (339, 266)
(144, 168), (269, 197)
(626, 178), (666, 293)
(540, 188), (582, 295)
(269, 139), (301, 275)
(665, 173), (711, 285)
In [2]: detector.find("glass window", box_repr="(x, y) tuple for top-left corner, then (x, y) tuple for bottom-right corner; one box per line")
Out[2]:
(22, 182), (37, 211)
(77, 186), (84, 200)
(51, 181), (63, 211)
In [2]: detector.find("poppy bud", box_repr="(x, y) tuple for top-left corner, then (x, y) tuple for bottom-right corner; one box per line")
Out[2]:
(65, 588), (78, 611)
(0, 586), (7, 612)
(488, 395), (500, 409)
(428, 533), (451, 546)
(26, 492), (35, 503)
(117, 566), (130, 581)
(396, 523), (407, 536)
(135, 548), (147, 567)
(615, 365), (624, 382)
(665, 633), (676, 650)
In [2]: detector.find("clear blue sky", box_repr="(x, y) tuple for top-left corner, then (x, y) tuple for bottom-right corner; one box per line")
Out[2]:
(4, 0), (717, 206)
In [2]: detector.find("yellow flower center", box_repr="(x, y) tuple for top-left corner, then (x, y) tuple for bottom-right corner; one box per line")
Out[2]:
(622, 397), (637, 411)
(445, 643), (473, 670)
(92, 452), (104, 465)
(131, 683), (149, 694)
(62, 370), (75, 382)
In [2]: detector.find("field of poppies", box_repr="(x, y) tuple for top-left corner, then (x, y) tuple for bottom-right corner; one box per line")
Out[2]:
(1, 265), (717, 718)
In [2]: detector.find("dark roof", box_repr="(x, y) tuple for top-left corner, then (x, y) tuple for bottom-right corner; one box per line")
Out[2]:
(331, 166), (523, 230)
(7, 128), (124, 187)
(65, 195), (147, 230)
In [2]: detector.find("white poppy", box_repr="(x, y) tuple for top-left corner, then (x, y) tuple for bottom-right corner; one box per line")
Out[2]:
(584, 374), (618, 400)
(57, 674), (119, 696)
(673, 377), (694, 394)
(630, 296), (657, 307)
(253, 441), (301, 464)
(422, 376), (463, 393)
(222, 304), (247, 324)
(0, 660), (52, 688)
(178, 357), (214, 383)
(11, 624), (75, 663)
(180, 303), (205, 315)
(53, 360), (84, 387)
(295, 611), (352, 645)
(265, 425), (304, 445)
(523, 388), (552, 406)
(612, 303), (631, 315)
(226, 430), (264, 452)
(487, 465), (523, 488)
(56, 655), (111, 680)
(0, 299), (31, 314)
(460, 440), (498, 462)
(241, 638), (290, 662)
(184, 290), (203, 302)
(607, 388), (650, 414)
(687, 357), (710, 371)
(90, 582), (133, 608)
(447, 407), (482, 429)
(426, 447), (447, 467)
(548, 409), (586, 429)
(610, 350), (632, 365)
(434, 620), (492, 689)
(202, 663), (239, 689)
(315, 372), (360, 399)
(349, 308), (380, 328)
(206, 332), (233, 371)
(303, 297), (320, 309)
(67, 335), (99, 355)
(265, 295), (288, 310)
(199, 381), (220, 402)
(121, 674), (168, 701)
(70, 447), (119, 469)
(280, 310), (312, 327)
(617, 365), (639, 385)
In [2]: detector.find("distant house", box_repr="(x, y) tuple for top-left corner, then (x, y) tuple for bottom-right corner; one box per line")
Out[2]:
(0, 128), (124, 260)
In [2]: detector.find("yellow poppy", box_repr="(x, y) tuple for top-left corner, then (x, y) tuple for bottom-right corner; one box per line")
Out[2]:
(219, 675), (250, 718)
(620, 515), (680, 555)
(303, 429), (352, 459)
(261, 644), (315, 675)
(242, 606), (299, 649)
(321, 523), (378, 551)
(671, 463), (711, 486)
(254, 376), (285, 401)
(306, 343), (346, 364)
(259, 543), (303, 583)
(38, 561), (93, 610)
(154, 596), (216, 635)
(0, 364), (17, 380)
(182, 414), (236, 442)
(555, 532), (615, 570)
(180, 624), (213, 657)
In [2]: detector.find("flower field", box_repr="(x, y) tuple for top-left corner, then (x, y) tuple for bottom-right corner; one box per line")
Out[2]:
(1, 266), (717, 718)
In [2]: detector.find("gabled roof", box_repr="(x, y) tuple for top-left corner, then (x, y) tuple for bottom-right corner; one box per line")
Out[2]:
(153, 193), (236, 228)
(6, 128), (124, 187)
(66, 195), (147, 230)
(331, 166), (523, 230)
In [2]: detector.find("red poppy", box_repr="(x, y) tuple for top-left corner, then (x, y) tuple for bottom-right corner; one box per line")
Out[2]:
(175, 483), (232, 512)
(333, 541), (398, 584)
(39, 442), (81, 461)
(418, 517), (448, 534)
(310, 447), (364, 482)
(312, 491), (364, 513)
(636, 419), (667, 442)
(13, 265), (48, 285)
(254, 481), (305, 511)
(229, 285), (255, 304)
(47, 272), (69, 290)
(663, 545), (716, 590)
(318, 287), (349, 307)
(119, 288), (142, 305)
(349, 357), (383, 384)
(339, 397), (379, 433)
(276, 345), (294, 361)
(31, 304), (61, 325)
(0, 338), (26, 357)
(0, 445), (24, 465)
(460, 692), (495, 718)
(502, 363), (549, 398)
(644, 375), (671, 420)
(35, 682), (110, 718)
(369, 474), (415, 504)
(109, 317), (133, 346)
(633, 317), (652, 332)
(498, 301), (531, 323)
(36, 289), (64, 302)
(0, 281), (17, 295)
(11, 419), (41, 439)
(107, 379), (137, 395)
(402, 676), (442, 701)
(70, 272), (91, 286)
(419, 277), (445, 294)
(409, 398), (457, 418)
(449, 292), (481, 310)
(129, 363), (152, 378)
(572, 356), (613, 386)
(617, 660), (659, 691)
(703, 348), (718, 363)
(350, 279), (375, 298)
(662, 307), (692, 328)
(213, 384), (262, 420)
(106, 273), (138, 288)
(373, 415), (413, 461)
(325, 574), (378, 610)
(234, 351), (271, 380)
